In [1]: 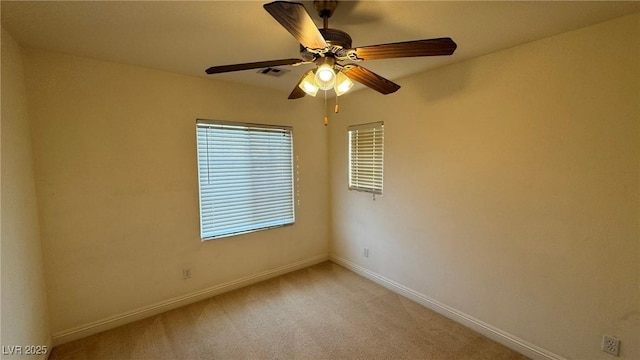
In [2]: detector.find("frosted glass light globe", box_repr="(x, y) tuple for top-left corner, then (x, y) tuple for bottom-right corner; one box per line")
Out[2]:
(314, 64), (335, 90)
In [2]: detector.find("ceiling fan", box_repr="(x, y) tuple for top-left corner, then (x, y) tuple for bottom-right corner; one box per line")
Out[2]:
(205, 0), (457, 99)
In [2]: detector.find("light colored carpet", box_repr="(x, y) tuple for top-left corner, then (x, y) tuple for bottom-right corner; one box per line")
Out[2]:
(49, 261), (530, 360)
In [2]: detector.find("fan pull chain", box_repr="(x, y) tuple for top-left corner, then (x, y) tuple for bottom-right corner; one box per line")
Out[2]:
(324, 90), (328, 126)
(335, 95), (340, 113)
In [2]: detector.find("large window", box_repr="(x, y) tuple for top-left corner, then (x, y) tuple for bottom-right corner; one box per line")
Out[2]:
(348, 122), (384, 195)
(196, 120), (295, 240)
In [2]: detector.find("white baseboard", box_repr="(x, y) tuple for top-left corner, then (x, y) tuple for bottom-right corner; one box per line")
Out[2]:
(52, 253), (329, 346)
(329, 254), (567, 360)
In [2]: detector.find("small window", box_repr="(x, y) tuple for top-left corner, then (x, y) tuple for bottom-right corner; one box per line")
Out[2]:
(348, 122), (384, 195)
(196, 120), (295, 240)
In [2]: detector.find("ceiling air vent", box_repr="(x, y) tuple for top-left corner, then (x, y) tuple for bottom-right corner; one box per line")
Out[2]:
(257, 67), (290, 77)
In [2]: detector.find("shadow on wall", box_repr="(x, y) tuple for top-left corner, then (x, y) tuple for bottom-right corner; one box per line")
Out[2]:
(402, 60), (472, 104)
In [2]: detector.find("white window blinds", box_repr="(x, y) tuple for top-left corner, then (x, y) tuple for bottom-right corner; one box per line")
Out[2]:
(348, 122), (384, 195)
(196, 120), (295, 240)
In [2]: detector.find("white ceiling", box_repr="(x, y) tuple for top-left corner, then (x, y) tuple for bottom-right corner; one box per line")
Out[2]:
(2, 1), (640, 95)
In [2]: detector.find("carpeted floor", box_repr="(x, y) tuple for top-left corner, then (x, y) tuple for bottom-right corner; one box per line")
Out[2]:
(49, 261), (530, 360)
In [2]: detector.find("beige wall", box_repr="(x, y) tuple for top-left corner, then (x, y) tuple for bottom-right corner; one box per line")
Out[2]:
(329, 14), (639, 360)
(1, 28), (51, 358)
(21, 48), (330, 337)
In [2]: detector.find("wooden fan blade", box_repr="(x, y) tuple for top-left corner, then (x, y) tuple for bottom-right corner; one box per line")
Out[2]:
(288, 73), (307, 99)
(355, 38), (457, 60)
(342, 64), (400, 95)
(205, 58), (303, 74)
(264, 1), (327, 50)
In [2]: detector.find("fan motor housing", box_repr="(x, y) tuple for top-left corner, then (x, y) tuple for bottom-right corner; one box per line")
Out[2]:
(320, 28), (352, 48)
(300, 28), (352, 61)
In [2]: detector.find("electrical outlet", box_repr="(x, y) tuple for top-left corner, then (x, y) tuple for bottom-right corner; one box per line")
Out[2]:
(182, 268), (191, 280)
(363, 248), (369, 258)
(602, 335), (620, 356)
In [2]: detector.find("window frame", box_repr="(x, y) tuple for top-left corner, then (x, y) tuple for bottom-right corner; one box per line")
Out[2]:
(195, 119), (295, 240)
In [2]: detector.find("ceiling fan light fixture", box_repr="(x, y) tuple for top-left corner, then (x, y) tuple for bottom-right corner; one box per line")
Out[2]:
(314, 65), (335, 90)
(334, 71), (353, 96)
(314, 57), (336, 90)
(316, 65), (334, 82)
(299, 71), (319, 96)
(207, 2), (456, 101)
